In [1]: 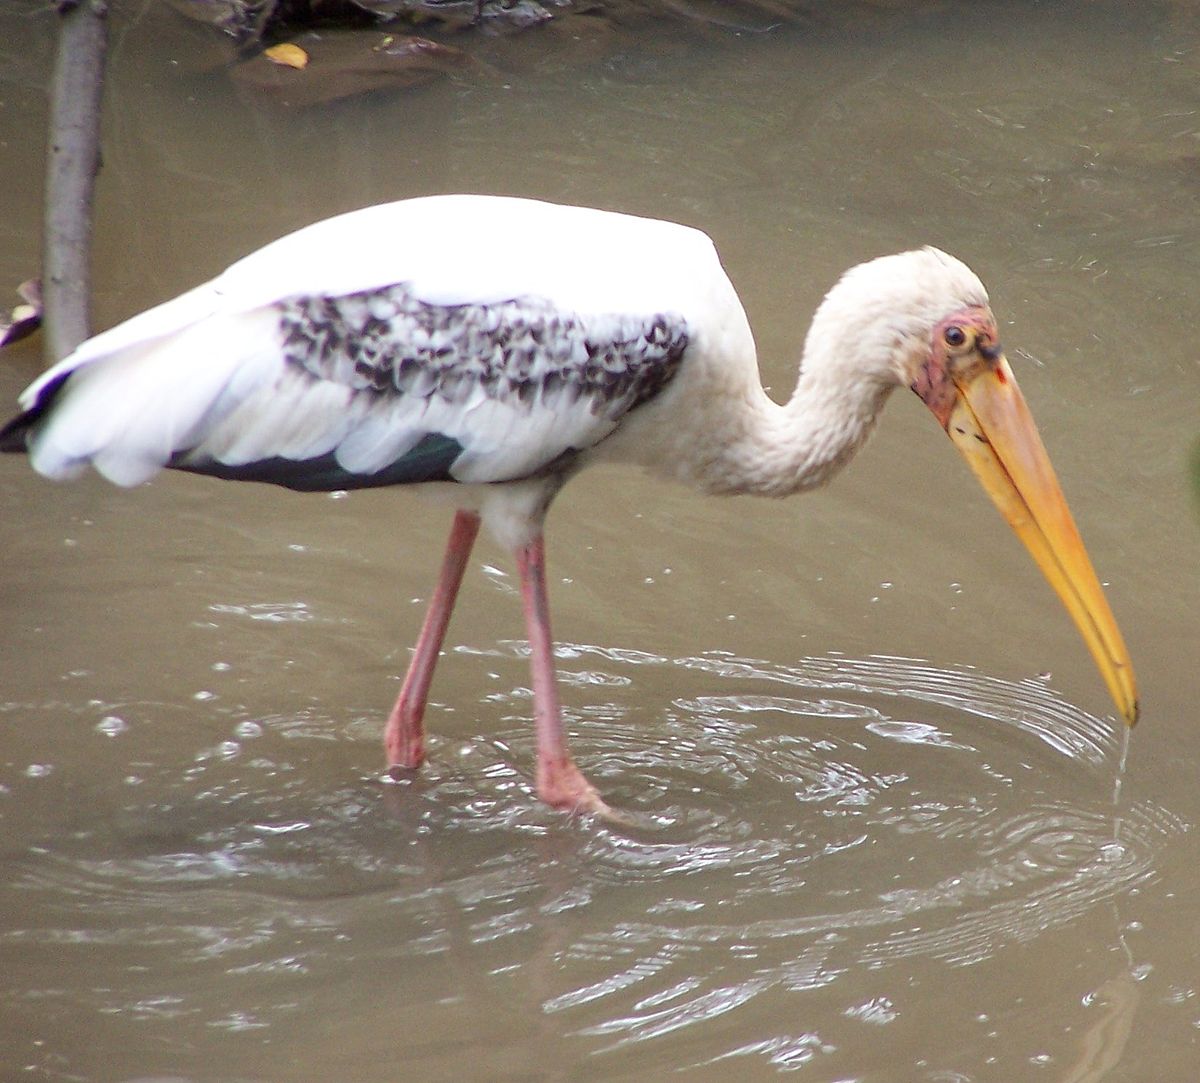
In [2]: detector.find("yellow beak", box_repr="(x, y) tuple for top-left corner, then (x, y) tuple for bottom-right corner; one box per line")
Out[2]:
(944, 354), (1139, 725)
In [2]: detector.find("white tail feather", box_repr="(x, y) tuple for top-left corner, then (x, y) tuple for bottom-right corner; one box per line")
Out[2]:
(28, 311), (282, 486)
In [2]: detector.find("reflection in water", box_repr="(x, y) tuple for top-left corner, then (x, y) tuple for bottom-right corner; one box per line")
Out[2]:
(1060, 972), (1140, 1083)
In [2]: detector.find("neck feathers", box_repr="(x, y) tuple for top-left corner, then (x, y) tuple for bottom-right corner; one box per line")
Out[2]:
(699, 365), (893, 497)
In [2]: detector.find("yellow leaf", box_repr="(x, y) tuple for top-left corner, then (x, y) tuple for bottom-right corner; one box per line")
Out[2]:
(264, 43), (309, 70)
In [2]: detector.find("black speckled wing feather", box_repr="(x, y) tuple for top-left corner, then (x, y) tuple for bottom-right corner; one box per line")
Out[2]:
(5, 197), (734, 492)
(173, 284), (690, 490)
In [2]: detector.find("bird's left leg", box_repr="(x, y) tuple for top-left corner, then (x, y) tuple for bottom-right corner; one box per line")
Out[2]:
(385, 509), (481, 773)
(515, 533), (612, 816)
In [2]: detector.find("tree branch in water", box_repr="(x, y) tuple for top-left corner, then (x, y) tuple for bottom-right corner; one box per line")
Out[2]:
(44, 0), (108, 362)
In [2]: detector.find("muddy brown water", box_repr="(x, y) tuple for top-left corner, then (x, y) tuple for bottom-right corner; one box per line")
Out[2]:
(2, 2), (1199, 1079)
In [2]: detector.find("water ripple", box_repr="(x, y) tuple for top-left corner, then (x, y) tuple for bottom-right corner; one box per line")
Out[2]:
(2, 645), (1186, 1075)
(484, 645), (1182, 1062)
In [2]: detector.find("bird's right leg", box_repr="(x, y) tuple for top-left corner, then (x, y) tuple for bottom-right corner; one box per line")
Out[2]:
(515, 533), (613, 817)
(384, 509), (481, 773)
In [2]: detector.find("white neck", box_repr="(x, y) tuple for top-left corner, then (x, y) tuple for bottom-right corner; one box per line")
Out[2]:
(699, 360), (895, 497)
(611, 245), (989, 499)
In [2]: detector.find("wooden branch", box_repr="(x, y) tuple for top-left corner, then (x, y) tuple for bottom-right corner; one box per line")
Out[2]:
(44, 0), (108, 363)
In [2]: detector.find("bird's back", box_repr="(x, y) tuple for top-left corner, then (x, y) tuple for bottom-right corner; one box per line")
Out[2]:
(2, 195), (752, 491)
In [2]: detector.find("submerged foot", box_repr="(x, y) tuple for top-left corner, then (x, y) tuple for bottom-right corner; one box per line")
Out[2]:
(537, 755), (633, 824)
(384, 697), (427, 773)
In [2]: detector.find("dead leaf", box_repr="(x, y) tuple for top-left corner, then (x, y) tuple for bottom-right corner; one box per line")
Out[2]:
(264, 42), (309, 68)
(233, 30), (470, 106)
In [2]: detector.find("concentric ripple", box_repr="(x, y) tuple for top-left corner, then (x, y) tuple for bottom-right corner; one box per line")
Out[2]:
(443, 643), (1184, 1062)
(1, 645), (1186, 1077)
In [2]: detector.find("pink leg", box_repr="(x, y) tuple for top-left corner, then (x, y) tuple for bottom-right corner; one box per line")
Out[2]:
(384, 509), (481, 771)
(515, 533), (611, 815)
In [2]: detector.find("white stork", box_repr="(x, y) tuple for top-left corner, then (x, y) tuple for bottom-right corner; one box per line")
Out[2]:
(0, 194), (1138, 816)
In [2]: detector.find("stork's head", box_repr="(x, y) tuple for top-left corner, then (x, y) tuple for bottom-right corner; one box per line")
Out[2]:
(812, 247), (1138, 726)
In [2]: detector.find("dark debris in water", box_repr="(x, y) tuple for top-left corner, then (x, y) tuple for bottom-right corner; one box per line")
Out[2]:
(0, 279), (41, 349)
(162, 0), (953, 105)
(165, 0), (952, 43)
(231, 30), (473, 105)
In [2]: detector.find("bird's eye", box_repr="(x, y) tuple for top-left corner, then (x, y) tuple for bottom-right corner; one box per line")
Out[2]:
(944, 326), (967, 347)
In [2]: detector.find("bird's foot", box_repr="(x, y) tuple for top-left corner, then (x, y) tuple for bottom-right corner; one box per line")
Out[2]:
(383, 710), (425, 773)
(385, 761), (421, 784)
(536, 755), (630, 823)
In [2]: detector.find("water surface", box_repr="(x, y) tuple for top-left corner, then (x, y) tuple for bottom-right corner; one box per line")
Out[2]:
(2, 2), (1199, 1079)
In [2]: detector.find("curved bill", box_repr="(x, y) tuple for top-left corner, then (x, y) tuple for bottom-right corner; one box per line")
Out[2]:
(941, 355), (1139, 725)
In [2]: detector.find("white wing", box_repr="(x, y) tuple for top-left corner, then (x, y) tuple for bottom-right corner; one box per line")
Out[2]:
(5, 196), (717, 489)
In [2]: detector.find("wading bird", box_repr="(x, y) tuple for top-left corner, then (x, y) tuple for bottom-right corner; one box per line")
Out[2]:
(0, 194), (1138, 816)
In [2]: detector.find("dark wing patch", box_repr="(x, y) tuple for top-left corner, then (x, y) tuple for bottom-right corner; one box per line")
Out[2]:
(172, 432), (464, 491)
(277, 285), (688, 423)
(0, 370), (72, 453)
(14, 284), (691, 493)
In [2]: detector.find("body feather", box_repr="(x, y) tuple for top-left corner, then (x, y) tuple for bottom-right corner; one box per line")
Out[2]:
(1, 196), (721, 493)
